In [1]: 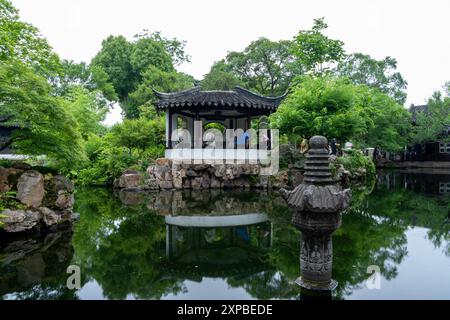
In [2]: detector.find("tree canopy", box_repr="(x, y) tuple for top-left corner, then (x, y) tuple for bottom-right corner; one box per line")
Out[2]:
(202, 38), (298, 95)
(410, 90), (450, 144)
(335, 53), (408, 105)
(90, 32), (192, 118)
(201, 60), (242, 91)
(270, 76), (412, 152)
(0, 60), (86, 166)
(0, 0), (87, 166)
(292, 17), (345, 77)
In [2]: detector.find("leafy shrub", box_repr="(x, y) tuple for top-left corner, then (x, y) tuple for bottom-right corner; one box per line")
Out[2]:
(0, 190), (26, 213)
(337, 149), (376, 177)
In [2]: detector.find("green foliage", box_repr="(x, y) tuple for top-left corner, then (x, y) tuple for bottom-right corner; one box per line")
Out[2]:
(0, 0), (60, 78)
(110, 117), (165, 154)
(204, 122), (226, 132)
(224, 37), (298, 95)
(134, 29), (191, 66)
(91, 31), (191, 118)
(201, 60), (243, 91)
(271, 76), (367, 142)
(202, 37), (299, 95)
(292, 18), (345, 76)
(63, 86), (108, 139)
(77, 145), (137, 186)
(271, 76), (412, 152)
(76, 117), (165, 186)
(0, 60), (86, 167)
(54, 59), (117, 102)
(130, 37), (174, 75)
(335, 53), (408, 105)
(410, 90), (450, 144)
(127, 65), (194, 119)
(0, 190), (25, 214)
(90, 35), (135, 102)
(353, 86), (411, 152)
(337, 149), (376, 177)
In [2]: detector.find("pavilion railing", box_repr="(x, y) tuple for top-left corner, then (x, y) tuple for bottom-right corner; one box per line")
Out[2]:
(169, 130), (272, 150)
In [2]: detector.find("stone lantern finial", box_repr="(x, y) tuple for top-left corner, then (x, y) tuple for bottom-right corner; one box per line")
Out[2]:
(303, 135), (333, 185)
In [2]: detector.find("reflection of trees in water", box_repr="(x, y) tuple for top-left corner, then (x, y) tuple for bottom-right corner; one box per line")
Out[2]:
(366, 172), (450, 256)
(5, 172), (448, 300)
(73, 180), (448, 300)
(0, 225), (76, 300)
(73, 188), (184, 299)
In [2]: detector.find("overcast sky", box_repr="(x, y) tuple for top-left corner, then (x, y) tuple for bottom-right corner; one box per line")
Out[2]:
(11, 0), (450, 124)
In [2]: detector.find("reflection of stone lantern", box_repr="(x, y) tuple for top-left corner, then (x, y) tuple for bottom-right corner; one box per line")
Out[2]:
(281, 136), (351, 296)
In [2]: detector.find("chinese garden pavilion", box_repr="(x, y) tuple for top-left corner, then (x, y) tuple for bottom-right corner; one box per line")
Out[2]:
(153, 86), (286, 160)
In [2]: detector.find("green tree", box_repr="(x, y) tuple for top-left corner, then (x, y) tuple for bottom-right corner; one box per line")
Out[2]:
(91, 31), (191, 118)
(0, 0), (60, 78)
(127, 66), (194, 119)
(90, 35), (135, 102)
(270, 76), (367, 143)
(109, 117), (165, 155)
(54, 59), (117, 102)
(353, 86), (411, 152)
(271, 76), (411, 151)
(0, 60), (85, 166)
(201, 60), (242, 90)
(292, 17), (345, 76)
(411, 90), (450, 144)
(134, 30), (191, 66)
(64, 86), (108, 139)
(130, 37), (174, 76)
(335, 53), (408, 105)
(225, 38), (298, 95)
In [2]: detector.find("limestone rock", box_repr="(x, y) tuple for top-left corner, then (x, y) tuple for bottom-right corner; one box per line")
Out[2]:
(210, 175), (221, 188)
(1, 209), (41, 232)
(144, 176), (159, 190)
(16, 170), (45, 208)
(155, 158), (172, 167)
(158, 180), (173, 189)
(172, 170), (183, 189)
(118, 170), (142, 189)
(201, 173), (211, 189)
(186, 168), (198, 177)
(55, 191), (75, 210)
(182, 178), (191, 189)
(0, 167), (24, 193)
(191, 177), (203, 189)
(214, 165), (226, 178)
(153, 165), (171, 180)
(39, 207), (61, 226)
(272, 170), (289, 188)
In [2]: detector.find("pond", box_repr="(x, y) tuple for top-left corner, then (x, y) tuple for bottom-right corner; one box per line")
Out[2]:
(1, 170), (450, 300)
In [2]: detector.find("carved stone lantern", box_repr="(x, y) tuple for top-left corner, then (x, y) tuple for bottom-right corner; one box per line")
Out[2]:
(281, 135), (352, 295)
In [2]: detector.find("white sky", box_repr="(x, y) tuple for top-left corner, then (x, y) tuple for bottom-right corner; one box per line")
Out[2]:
(11, 0), (450, 125)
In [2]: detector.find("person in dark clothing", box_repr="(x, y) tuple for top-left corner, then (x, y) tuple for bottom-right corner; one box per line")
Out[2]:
(330, 138), (337, 155)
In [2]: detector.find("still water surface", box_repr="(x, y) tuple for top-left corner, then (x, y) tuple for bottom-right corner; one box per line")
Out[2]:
(1, 171), (449, 300)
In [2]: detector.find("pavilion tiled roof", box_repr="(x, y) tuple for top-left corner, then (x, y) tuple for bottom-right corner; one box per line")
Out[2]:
(153, 86), (286, 111)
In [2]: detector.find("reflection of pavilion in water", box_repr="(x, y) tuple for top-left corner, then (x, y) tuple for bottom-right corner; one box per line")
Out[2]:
(152, 190), (274, 279)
